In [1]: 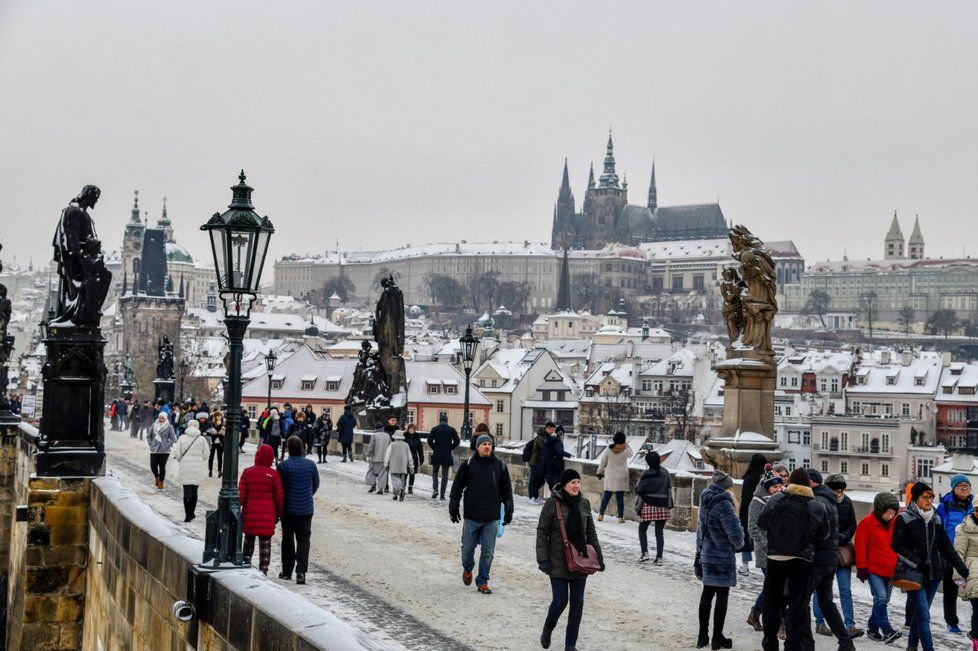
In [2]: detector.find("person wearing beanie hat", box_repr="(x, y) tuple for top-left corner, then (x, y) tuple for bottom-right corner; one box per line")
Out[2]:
(894, 481), (971, 649)
(449, 426), (514, 595)
(148, 411), (178, 490)
(739, 454), (768, 575)
(937, 474), (973, 632)
(336, 404), (356, 462)
(696, 466), (745, 648)
(384, 429), (414, 501)
(427, 412), (460, 499)
(757, 463), (831, 649)
(745, 464), (784, 630)
(172, 417), (211, 522)
(854, 492), (901, 642)
(807, 468), (824, 486)
(597, 433), (633, 523)
(541, 424), (572, 492)
(527, 422), (555, 505)
(815, 474), (860, 636)
(469, 422), (494, 452)
(475, 434), (493, 448)
(537, 458), (603, 650)
(635, 450), (672, 563)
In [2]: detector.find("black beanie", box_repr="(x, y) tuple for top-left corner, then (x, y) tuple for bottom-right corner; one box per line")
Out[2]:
(646, 451), (660, 469)
(788, 467), (810, 487)
(559, 468), (581, 486)
(910, 482), (934, 503)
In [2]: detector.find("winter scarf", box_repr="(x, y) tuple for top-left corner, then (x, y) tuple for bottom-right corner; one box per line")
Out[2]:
(920, 507), (935, 524)
(153, 418), (170, 435)
(563, 491), (588, 556)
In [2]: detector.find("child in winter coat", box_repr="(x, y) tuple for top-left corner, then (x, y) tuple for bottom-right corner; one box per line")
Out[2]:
(384, 430), (414, 501)
(238, 444), (284, 575)
(172, 419), (210, 522)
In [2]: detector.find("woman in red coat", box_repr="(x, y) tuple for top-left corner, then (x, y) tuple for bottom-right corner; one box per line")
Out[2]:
(853, 492), (901, 643)
(238, 444), (284, 575)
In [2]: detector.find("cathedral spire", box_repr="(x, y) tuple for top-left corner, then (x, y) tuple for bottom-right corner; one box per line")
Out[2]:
(598, 128), (620, 189)
(558, 158), (574, 204)
(178, 273), (185, 299)
(129, 190), (141, 223)
(587, 162), (595, 190)
(647, 158), (657, 211)
(555, 237), (572, 313)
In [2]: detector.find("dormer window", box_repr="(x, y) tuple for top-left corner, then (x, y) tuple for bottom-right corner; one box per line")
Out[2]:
(301, 380), (315, 390)
(326, 381), (339, 391)
(914, 377), (924, 386)
(886, 376), (896, 386)
(271, 380), (283, 390)
(446, 385), (456, 394)
(428, 385), (440, 394)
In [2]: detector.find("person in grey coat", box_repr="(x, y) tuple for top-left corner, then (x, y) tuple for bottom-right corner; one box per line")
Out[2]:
(746, 464), (783, 631)
(696, 471), (745, 649)
(147, 412), (177, 490)
(384, 430), (414, 501)
(365, 416), (395, 494)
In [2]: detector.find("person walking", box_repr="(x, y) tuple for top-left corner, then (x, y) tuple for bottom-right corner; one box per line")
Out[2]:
(206, 410), (225, 478)
(938, 474), (973, 634)
(427, 413), (459, 500)
(403, 423), (425, 495)
(745, 464), (783, 632)
(278, 435), (320, 584)
(813, 474), (860, 637)
(385, 429), (414, 501)
(172, 418), (210, 522)
(238, 443), (284, 575)
(312, 409), (332, 464)
(596, 431), (632, 523)
(807, 469), (858, 651)
(893, 482), (970, 651)
(527, 423), (552, 504)
(336, 405), (356, 462)
(853, 491), (901, 644)
(541, 426), (572, 491)
(695, 471), (744, 650)
(365, 416), (395, 495)
(469, 422), (494, 452)
(448, 434), (514, 595)
(634, 451), (672, 564)
(738, 453), (767, 574)
(952, 500), (978, 643)
(757, 467), (830, 651)
(147, 412), (177, 490)
(288, 410), (311, 455)
(238, 406), (250, 455)
(536, 468), (604, 651)
(129, 401), (142, 438)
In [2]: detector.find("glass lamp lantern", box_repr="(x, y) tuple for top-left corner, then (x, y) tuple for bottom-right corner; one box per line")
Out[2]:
(460, 326), (478, 371)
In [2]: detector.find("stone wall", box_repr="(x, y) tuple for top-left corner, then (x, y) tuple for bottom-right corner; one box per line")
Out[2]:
(327, 431), (711, 531)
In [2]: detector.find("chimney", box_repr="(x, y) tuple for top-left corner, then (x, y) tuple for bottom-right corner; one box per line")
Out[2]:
(901, 349), (913, 366)
(880, 350), (891, 365)
(943, 350), (953, 367)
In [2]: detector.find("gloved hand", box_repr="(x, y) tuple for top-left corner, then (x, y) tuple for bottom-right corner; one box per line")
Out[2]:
(450, 509), (461, 524)
(538, 561), (551, 574)
(599, 561), (606, 572)
(503, 513), (512, 526)
(856, 568), (869, 583)
(596, 474), (604, 481)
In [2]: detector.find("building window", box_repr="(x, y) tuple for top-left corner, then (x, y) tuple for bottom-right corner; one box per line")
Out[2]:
(861, 463), (869, 476)
(788, 430), (800, 444)
(821, 460), (829, 473)
(840, 432), (848, 451)
(247, 405), (256, 419)
(840, 461), (848, 474)
(881, 463), (889, 477)
(495, 423), (503, 437)
(446, 385), (456, 394)
(671, 276), (683, 291)
(802, 431), (810, 446)
(326, 381), (339, 391)
(496, 400), (504, 413)
(902, 403), (910, 417)
(852, 401), (861, 414)
(301, 380), (315, 391)
(791, 377), (798, 387)
(916, 458), (934, 479)
(271, 380), (283, 390)
(429, 385), (440, 394)
(407, 410), (415, 424)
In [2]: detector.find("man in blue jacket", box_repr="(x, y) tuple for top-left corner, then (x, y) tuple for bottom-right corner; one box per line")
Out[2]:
(937, 473), (972, 633)
(278, 435), (320, 585)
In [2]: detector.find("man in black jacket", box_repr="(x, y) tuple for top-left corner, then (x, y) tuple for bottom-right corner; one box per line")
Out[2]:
(427, 413), (459, 499)
(527, 422), (552, 504)
(758, 467), (830, 651)
(808, 469), (858, 650)
(815, 474), (861, 637)
(449, 435), (514, 595)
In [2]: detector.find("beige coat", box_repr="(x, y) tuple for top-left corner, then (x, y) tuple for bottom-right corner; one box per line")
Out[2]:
(955, 514), (978, 600)
(597, 444), (633, 493)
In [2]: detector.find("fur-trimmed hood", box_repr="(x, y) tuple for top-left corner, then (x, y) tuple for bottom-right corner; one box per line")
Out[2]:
(784, 484), (814, 499)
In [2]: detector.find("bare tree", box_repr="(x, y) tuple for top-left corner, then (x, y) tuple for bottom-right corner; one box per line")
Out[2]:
(897, 306), (916, 338)
(859, 291), (879, 344)
(423, 272), (464, 311)
(663, 386), (695, 441)
(578, 393), (635, 440)
(468, 269), (500, 313)
(571, 272), (602, 314)
(926, 309), (960, 340)
(305, 275), (355, 306)
(496, 280), (530, 316)
(804, 289), (832, 329)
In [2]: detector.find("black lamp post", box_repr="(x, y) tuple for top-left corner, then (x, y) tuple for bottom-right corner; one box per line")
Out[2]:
(459, 325), (478, 443)
(178, 358), (189, 404)
(200, 170), (274, 568)
(265, 349), (277, 409)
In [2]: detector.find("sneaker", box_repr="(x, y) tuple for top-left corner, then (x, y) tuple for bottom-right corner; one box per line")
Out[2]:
(652, 557), (662, 565)
(815, 623), (832, 636)
(477, 584), (492, 595)
(948, 624), (964, 634)
(738, 562), (749, 575)
(866, 630), (883, 641)
(278, 571), (292, 580)
(296, 573), (305, 585)
(881, 630), (902, 644)
(462, 571), (472, 586)
(846, 625), (864, 638)
(638, 552), (650, 563)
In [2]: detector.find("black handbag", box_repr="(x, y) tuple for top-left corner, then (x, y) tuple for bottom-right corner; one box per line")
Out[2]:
(891, 555), (923, 591)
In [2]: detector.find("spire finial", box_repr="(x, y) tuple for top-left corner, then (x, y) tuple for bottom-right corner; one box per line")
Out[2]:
(133, 189), (139, 209)
(161, 195), (167, 218)
(239, 169), (247, 183)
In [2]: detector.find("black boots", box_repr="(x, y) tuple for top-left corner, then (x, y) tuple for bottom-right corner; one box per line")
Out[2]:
(711, 634), (732, 650)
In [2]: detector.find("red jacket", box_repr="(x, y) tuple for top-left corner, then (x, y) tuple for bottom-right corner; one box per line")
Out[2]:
(238, 444), (284, 537)
(854, 512), (898, 578)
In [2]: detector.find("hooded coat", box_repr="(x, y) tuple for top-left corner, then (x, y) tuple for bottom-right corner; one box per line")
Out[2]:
(365, 429), (393, 463)
(758, 483), (830, 563)
(854, 510), (898, 578)
(384, 431), (414, 475)
(953, 514), (978, 599)
(336, 410), (356, 445)
(536, 485), (604, 580)
(937, 490), (973, 545)
(597, 444), (633, 493)
(892, 501), (967, 583)
(173, 421), (210, 486)
(238, 444), (284, 537)
(738, 453), (767, 553)
(697, 482), (745, 587)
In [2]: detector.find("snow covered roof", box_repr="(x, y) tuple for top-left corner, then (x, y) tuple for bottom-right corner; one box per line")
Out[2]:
(778, 350), (855, 375)
(640, 348), (698, 378)
(282, 241), (558, 265)
(937, 363), (978, 404)
(188, 308), (349, 336)
(640, 238), (728, 261)
(847, 350), (943, 395)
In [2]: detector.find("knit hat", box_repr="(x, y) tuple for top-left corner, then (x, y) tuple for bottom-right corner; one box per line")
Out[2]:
(645, 451), (660, 469)
(545, 420), (556, 428)
(910, 482), (934, 503)
(825, 474), (847, 491)
(439, 413), (448, 423)
(612, 431), (626, 445)
(185, 420), (200, 435)
(788, 467), (810, 487)
(761, 463), (783, 490)
(475, 434), (492, 447)
(713, 470), (733, 491)
(951, 474), (971, 490)
(873, 492), (899, 516)
(807, 468), (823, 485)
(559, 468), (581, 485)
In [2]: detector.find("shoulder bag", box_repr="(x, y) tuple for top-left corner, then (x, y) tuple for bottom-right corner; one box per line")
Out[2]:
(554, 500), (601, 575)
(837, 541), (855, 568)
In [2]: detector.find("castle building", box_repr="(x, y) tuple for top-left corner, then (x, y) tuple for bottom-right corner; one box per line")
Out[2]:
(550, 131), (728, 250)
(884, 211), (905, 259)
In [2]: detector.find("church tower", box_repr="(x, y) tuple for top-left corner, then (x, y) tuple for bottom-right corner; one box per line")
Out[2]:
(121, 190), (145, 293)
(582, 130), (628, 248)
(647, 159), (657, 211)
(884, 211), (905, 259)
(551, 159), (577, 249)
(908, 215), (925, 260)
(156, 196), (175, 243)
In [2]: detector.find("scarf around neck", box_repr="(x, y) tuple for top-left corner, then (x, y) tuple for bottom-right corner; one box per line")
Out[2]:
(153, 418), (169, 435)
(561, 491), (588, 556)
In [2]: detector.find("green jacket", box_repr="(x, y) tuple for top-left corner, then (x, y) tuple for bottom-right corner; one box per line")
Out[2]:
(528, 431), (547, 467)
(536, 487), (603, 579)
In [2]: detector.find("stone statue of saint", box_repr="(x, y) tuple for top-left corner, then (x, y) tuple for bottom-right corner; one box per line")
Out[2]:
(157, 335), (175, 380)
(719, 266), (746, 345)
(50, 185), (112, 328)
(728, 226), (778, 354)
(375, 275), (405, 357)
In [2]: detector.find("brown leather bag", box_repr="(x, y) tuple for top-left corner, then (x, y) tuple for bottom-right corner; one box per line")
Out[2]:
(837, 542), (855, 568)
(554, 499), (601, 575)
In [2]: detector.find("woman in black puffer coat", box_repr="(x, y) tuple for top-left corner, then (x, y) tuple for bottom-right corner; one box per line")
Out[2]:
(536, 469), (604, 651)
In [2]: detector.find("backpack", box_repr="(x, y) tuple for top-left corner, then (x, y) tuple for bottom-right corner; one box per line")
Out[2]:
(521, 439), (535, 463)
(768, 494), (813, 558)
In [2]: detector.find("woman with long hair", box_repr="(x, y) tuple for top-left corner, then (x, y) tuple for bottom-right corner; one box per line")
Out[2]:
(634, 451), (672, 563)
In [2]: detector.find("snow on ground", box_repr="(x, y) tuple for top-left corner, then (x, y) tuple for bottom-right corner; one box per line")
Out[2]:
(104, 425), (962, 650)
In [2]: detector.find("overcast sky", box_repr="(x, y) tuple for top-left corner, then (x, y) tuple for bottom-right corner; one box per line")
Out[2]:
(2, 1), (977, 275)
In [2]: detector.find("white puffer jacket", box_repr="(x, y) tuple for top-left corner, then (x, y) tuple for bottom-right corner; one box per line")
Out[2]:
(597, 444), (633, 493)
(955, 514), (978, 600)
(173, 421), (211, 486)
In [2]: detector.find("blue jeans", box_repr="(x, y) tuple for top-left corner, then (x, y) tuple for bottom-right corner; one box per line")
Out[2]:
(867, 573), (896, 636)
(813, 566), (855, 628)
(461, 519), (498, 587)
(753, 567), (767, 610)
(599, 491), (624, 517)
(907, 580), (941, 651)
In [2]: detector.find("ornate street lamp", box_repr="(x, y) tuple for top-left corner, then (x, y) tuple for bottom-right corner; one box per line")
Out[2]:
(178, 358), (189, 404)
(200, 170), (274, 568)
(459, 325), (478, 443)
(264, 349), (277, 410)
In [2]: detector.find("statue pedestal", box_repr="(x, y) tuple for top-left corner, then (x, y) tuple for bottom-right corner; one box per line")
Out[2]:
(701, 350), (782, 476)
(36, 326), (106, 477)
(153, 378), (175, 404)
